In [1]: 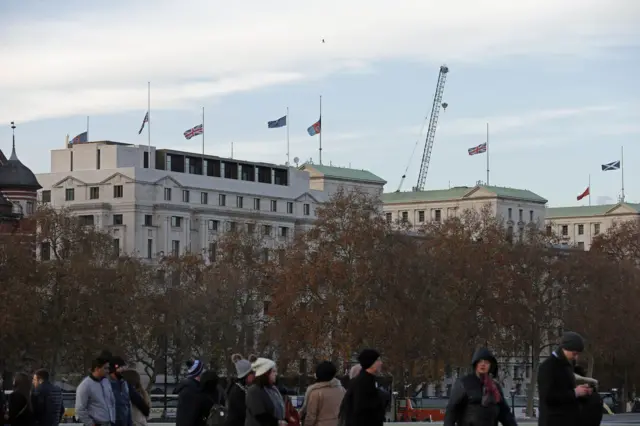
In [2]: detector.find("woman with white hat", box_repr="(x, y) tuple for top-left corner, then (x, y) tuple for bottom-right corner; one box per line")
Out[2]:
(245, 357), (286, 426)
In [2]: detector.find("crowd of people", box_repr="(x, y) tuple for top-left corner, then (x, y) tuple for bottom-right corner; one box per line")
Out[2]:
(0, 332), (607, 426)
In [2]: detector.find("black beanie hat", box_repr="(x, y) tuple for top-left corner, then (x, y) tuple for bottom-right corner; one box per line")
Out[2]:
(315, 361), (337, 382)
(357, 349), (380, 370)
(560, 331), (585, 352)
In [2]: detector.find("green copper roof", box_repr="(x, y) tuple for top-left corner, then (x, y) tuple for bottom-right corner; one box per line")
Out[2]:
(547, 203), (640, 218)
(301, 164), (386, 184)
(381, 185), (547, 204)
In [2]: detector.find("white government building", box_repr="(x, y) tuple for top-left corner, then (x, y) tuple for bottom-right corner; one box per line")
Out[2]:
(35, 141), (386, 260)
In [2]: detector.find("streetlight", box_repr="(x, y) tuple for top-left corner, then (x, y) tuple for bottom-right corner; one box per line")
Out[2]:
(510, 388), (516, 415)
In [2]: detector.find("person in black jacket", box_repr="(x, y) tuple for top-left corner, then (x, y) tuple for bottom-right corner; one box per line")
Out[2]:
(225, 354), (254, 426)
(443, 347), (516, 426)
(31, 369), (64, 426)
(175, 360), (205, 426)
(573, 365), (603, 426)
(537, 331), (592, 426)
(341, 349), (385, 426)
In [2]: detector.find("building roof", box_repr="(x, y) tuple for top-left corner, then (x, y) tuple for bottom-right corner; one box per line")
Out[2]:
(381, 184), (547, 204)
(547, 203), (640, 219)
(0, 137), (42, 191)
(300, 164), (387, 184)
(0, 149), (7, 165)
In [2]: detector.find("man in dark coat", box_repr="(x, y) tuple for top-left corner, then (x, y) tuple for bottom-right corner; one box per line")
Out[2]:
(538, 331), (592, 426)
(341, 349), (385, 426)
(443, 347), (517, 426)
(175, 359), (205, 426)
(31, 369), (65, 426)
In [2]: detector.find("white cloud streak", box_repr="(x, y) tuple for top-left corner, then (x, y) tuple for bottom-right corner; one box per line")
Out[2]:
(1, 0), (639, 122)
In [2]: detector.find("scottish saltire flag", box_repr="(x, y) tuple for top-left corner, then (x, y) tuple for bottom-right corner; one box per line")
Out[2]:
(307, 118), (321, 136)
(268, 116), (287, 129)
(184, 124), (204, 140)
(138, 112), (149, 134)
(601, 161), (620, 171)
(70, 131), (88, 145)
(468, 142), (487, 156)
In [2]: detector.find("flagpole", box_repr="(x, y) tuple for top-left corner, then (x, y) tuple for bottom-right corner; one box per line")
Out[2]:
(319, 95), (323, 165)
(486, 122), (490, 185)
(286, 107), (290, 166)
(589, 174), (591, 206)
(202, 107), (205, 173)
(147, 81), (151, 166)
(231, 141), (234, 159)
(86, 116), (90, 141)
(621, 146), (625, 202)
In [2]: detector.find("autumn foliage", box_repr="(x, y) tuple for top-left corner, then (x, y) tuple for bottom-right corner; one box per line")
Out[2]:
(1, 191), (639, 403)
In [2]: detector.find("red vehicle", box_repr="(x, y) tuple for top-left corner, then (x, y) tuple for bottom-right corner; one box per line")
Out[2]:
(396, 397), (448, 422)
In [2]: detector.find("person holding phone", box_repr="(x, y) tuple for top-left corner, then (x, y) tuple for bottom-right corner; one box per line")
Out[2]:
(537, 331), (590, 426)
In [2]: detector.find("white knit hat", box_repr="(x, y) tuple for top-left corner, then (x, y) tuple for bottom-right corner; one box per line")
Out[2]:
(252, 357), (276, 377)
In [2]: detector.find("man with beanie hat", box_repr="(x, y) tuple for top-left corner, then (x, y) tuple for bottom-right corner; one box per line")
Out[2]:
(538, 331), (591, 426)
(339, 349), (385, 426)
(175, 360), (205, 426)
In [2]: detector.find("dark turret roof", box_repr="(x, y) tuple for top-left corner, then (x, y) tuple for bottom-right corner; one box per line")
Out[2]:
(0, 133), (41, 191)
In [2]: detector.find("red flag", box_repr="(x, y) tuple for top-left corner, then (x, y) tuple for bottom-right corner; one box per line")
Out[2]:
(577, 187), (590, 201)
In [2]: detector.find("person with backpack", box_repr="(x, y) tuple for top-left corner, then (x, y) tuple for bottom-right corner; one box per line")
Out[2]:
(225, 354), (255, 426)
(200, 372), (224, 426)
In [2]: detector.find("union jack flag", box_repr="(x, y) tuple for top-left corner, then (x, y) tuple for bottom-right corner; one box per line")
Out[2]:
(184, 124), (204, 140)
(468, 143), (487, 156)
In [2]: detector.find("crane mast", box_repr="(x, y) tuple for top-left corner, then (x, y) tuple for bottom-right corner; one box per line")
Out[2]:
(414, 65), (449, 191)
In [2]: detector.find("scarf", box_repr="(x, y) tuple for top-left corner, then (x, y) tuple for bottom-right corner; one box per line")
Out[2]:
(481, 374), (501, 406)
(264, 385), (285, 420)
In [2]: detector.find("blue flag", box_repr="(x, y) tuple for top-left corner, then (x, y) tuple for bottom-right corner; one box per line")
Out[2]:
(70, 131), (88, 145)
(601, 161), (620, 171)
(268, 115), (287, 129)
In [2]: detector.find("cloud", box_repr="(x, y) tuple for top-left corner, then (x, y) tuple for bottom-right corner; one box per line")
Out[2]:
(1, 0), (639, 122)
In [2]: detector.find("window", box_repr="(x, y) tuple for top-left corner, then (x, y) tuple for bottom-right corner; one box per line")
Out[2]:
(65, 188), (75, 201)
(171, 216), (183, 228)
(529, 210), (534, 222)
(113, 185), (123, 198)
(247, 223), (256, 234)
(506, 226), (514, 243)
(164, 188), (172, 201)
(418, 210), (425, 222)
(279, 226), (289, 239)
(262, 225), (272, 236)
(434, 209), (442, 222)
(113, 214), (123, 225)
(40, 242), (51, 261)
(270, 200), (277, 212)
(144, 215), (153, 226)
(41, 190), (51, 203)
(546, 225), (552, 236)
(228, 221), (237, 232)
(90, 187), (100, 200)
(577, 242), (585, 250)
(26, 201), (34, 215)
(171, 240), (180, 257)
(236, 196), (244, 208)
(182, 190), (190, 203)
(113, 238), (120, 257)
(219, 194), (226, 206)
(518, 209), (523, 222)
(208, 242), (217, 263)
(401, 211), (408, 222)
(208, 220), (219, 231)
(385, 212), (392, 223)
(147, 239), (153, 259)
(261, 248), (269, 262)
(287, 202), (293, 214)
(303, 204), (310, 216)
(79, 215), (94, 226)
(578, 224), (584, 235)
(594, 223), (600, 235)
(254, 198), (261, 210)
(508, 208), (512, 220)
(561, 225), (568, 236)
(201, 192), (208, 205)
(143, 151), (149, 168)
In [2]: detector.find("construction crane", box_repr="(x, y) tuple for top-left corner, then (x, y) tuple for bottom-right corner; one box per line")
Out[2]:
(396, 65), (449, 192)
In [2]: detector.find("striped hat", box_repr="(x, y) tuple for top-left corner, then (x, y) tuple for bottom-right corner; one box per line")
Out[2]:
(187, 360), (204, 378)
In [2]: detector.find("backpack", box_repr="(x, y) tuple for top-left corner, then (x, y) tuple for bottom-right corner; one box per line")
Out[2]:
(206, 403), (227, 426)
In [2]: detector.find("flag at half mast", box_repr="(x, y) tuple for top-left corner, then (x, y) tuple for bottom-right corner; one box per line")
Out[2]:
(138, 112), (149, 135)
(577, 187), (590, 201)
(184, 124), (204, 140)
(268, 115), (287, 129)
(307, 118), (321, 136)
(468, 142), (487, 156)
(601, 160), (620, 171)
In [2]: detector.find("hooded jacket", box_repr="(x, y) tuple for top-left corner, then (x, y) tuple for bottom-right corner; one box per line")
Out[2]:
(443, 348), (517, 426)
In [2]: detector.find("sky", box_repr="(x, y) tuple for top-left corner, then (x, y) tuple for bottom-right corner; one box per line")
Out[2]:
(0, 0), (639, 207)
